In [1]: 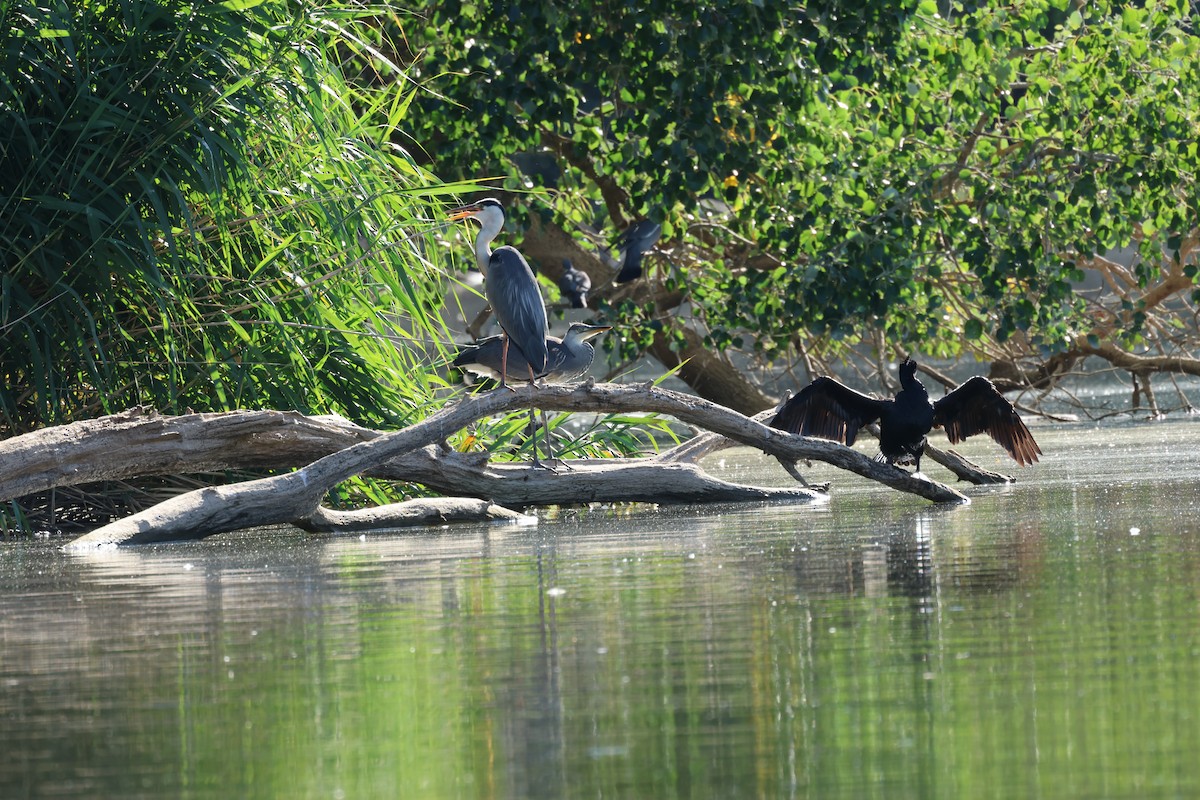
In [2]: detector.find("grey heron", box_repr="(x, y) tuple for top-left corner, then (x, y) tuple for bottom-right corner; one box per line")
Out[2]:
(449, 198), (548, 388)
(454, 322), (612, 385)
(770, 358), (1042, 473)
(615, 219), (662, 284)
(454, 322), (612, 466)
(558, 258), (591, 308)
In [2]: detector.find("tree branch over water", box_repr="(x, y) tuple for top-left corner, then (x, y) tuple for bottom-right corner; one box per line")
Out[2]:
(0, 383), (983, 549)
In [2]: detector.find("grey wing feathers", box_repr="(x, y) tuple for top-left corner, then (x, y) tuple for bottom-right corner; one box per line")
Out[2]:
(932, 376), (1042, 466)
(453, 335), (537, 383)
(770, 376), (885, 446)
(451, 335), (503, 367)
(487, 247), (549, 373)
(545, 342), (594, 382)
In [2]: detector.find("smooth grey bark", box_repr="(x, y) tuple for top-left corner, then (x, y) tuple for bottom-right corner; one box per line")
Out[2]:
(0, 382), (983, 549)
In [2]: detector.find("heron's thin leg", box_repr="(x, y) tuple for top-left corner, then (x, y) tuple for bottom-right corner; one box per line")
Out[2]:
(528, 407), (544, 467)
(499, 336), (509, 390)
(538, 408), (572, 470)
(528, 366), (556, 471)
(530, 410), (560, 471)
(540, 409), (554, 462)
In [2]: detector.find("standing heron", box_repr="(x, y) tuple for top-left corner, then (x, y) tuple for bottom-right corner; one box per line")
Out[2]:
(454, 323), (613, 465)
(770, 358), (1042, 474)
(449, 198), (548, 387)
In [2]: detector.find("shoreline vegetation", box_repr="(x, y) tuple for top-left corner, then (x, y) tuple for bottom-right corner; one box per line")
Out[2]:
(0, 381), (1030, 548)
(2, 2), (1196, 537)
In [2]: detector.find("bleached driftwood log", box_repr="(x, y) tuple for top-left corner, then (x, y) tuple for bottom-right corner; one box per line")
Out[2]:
(296, 498), (534, 533)
(0, 405), (820, 510)
(0, 407), (372, 502)
(0, 401), (1006, 512)
(27, 382), (974, 549)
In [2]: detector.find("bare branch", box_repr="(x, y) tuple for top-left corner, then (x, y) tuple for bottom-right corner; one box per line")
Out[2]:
(296, 498), (533, 533)
(55, 383), (970, 548)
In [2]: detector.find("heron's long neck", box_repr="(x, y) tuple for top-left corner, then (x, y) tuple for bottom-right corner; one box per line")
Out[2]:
(563, 336), (590, 357)
(473, 215), (504, 275)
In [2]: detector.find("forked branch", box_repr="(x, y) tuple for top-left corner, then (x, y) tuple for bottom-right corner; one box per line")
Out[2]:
(44, 382), (971, 549)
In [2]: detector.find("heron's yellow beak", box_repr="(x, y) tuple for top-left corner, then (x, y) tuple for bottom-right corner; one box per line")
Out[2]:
(448, 207), (477, 221)
(581, 325), (613, 340)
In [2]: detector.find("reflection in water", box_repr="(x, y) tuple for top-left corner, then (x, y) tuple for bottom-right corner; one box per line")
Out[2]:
(2, 420), (1200, 797)
(501, 547), (566, 800)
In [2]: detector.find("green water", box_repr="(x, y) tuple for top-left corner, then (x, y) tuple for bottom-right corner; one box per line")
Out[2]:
(2, 420), (1200, 798)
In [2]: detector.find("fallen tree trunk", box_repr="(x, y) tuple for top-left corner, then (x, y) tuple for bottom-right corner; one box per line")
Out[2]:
(0, 401), (1010, 513)
(0, 405), (820, 510)
(11, 383), (974, 551)
(378, 445), (822, 505)
(296, 498), (535, 533)
(0, 407), (372, 502)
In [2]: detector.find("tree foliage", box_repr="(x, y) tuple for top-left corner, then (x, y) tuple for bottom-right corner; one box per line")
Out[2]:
(0, 0), (466, 433)
(0, 0), (675, 533)
(404, 0), (1200, 407)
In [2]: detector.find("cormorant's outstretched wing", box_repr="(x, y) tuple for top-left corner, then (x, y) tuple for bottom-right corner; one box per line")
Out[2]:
(932, 376), (1042, 465)
(769, 377), (888, 446)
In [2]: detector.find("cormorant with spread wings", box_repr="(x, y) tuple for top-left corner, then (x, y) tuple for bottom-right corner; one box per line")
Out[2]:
(770, 358), (1041, 473)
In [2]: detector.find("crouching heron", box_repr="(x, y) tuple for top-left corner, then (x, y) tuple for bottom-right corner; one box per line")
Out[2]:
(454, 323), (612, 467)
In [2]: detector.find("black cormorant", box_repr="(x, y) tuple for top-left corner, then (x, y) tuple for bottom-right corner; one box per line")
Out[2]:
(770, 358), (1042, 472)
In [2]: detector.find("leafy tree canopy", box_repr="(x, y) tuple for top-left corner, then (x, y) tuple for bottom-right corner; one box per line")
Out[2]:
(405, 0), (1200, 406)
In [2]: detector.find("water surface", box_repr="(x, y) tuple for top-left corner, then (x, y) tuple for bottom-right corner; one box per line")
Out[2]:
(2, 419), (1200, 798)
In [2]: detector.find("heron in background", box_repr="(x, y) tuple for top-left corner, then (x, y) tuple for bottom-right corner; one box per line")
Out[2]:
(615, 219), (662, 284)
(558, 258), (591, 308)
(454, 322), (613, 466)
(770, 358), (1042, 474)
(449, 198), (548, 388)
